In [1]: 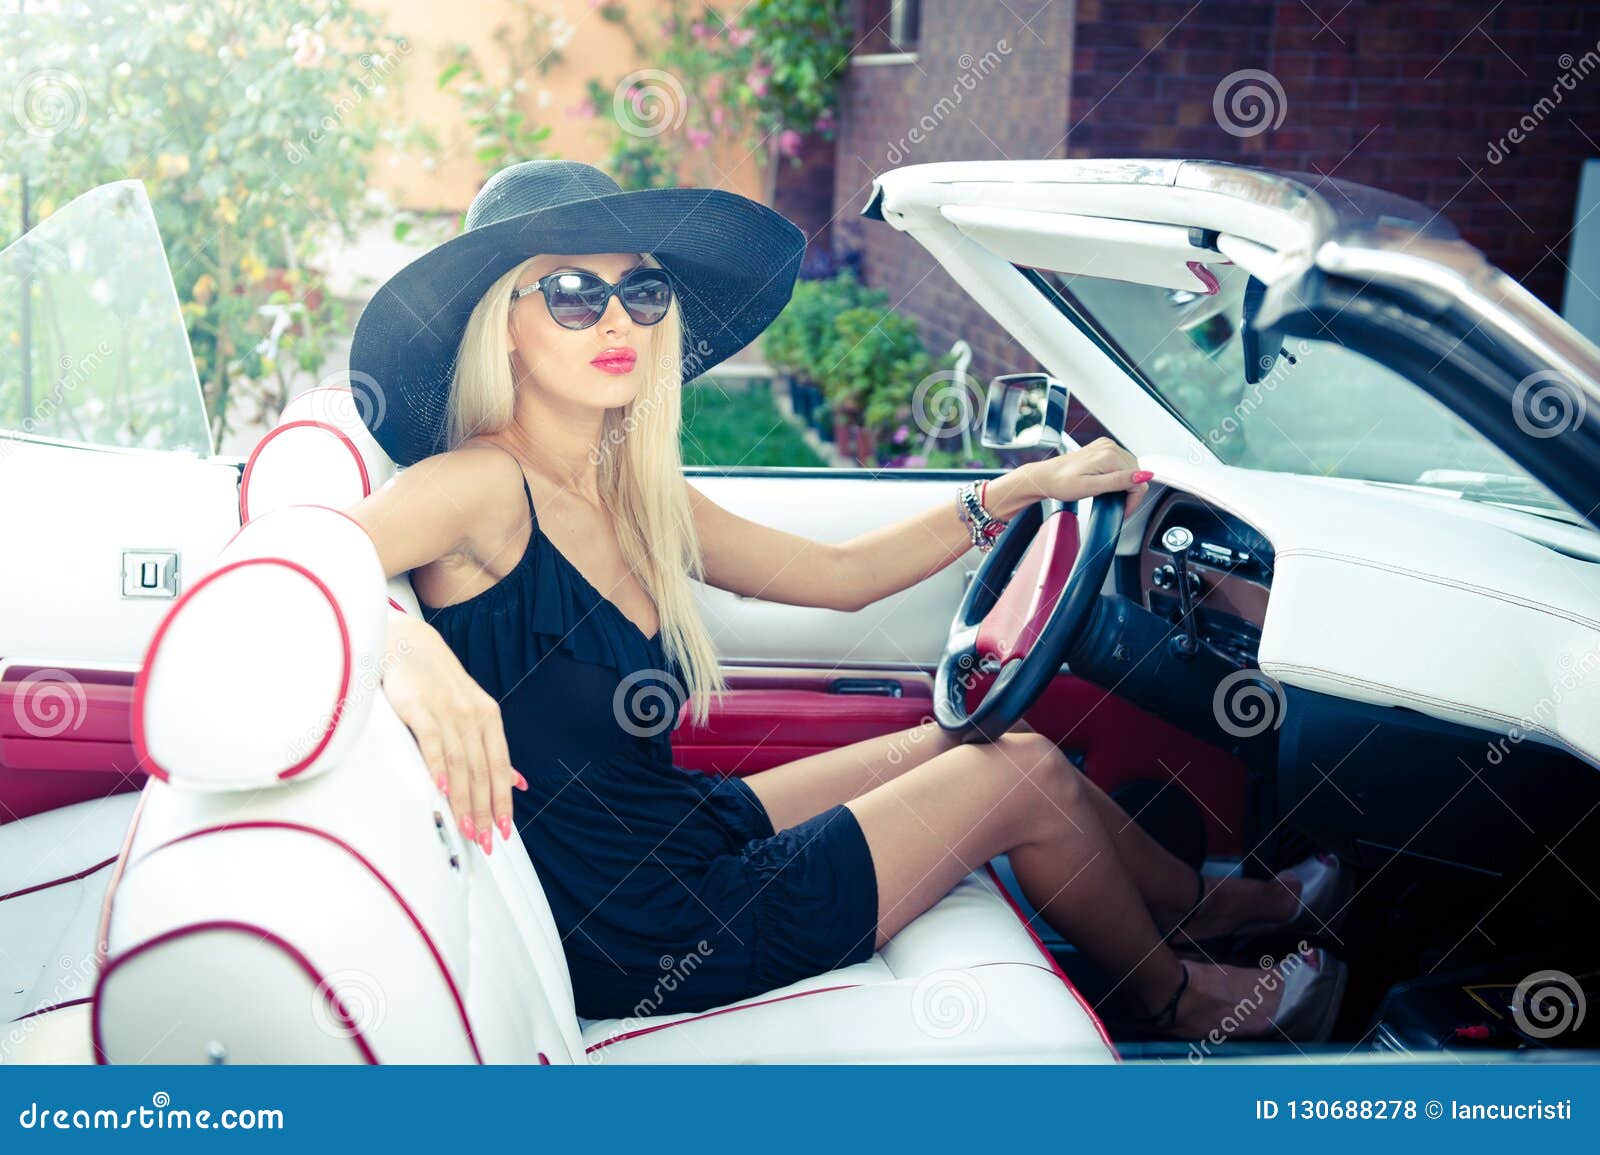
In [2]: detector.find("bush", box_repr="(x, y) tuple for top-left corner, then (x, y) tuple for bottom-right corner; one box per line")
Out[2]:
(763, 270), (886, 380)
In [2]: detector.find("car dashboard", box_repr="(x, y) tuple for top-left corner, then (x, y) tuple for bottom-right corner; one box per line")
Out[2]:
(1130, 492), (1275, 669)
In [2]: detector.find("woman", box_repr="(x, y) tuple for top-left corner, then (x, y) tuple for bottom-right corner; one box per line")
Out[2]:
(346, 160), (1348, 1042)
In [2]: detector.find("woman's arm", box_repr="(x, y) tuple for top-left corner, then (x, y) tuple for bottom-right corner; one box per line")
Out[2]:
(689, 437), (1151, 613)
(341, 445), (531, 857)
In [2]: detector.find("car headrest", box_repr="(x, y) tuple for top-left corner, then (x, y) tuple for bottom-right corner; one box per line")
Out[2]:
(133, 504), (387, 790)
(240, 384), (397, 524)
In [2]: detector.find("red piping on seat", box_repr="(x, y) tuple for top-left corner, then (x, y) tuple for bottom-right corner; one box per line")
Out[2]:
(139, 820), (483, 1063)
(584, 984), (862, 1053)
(92, 919), (379, 1064)
(94, 787), (149, 970)
(11, 995), (94, 1022)
(0, 854), (117, 904)
(240, 419), (372, 525)
(130, 556), (353, 784)
(983, 863), (1119, 1059)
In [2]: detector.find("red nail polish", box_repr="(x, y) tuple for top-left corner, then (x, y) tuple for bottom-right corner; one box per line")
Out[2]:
(1131, 470), (1153, 484)
(478, 830), (493, 856)
(461, 815), (475, 841)
(436, 774), (450, 797)
(512, 770), (528, 791)
(497, 815), (512, 840)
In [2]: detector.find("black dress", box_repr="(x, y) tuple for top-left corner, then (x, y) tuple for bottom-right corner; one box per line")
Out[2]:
(416, 468), (879, 1020)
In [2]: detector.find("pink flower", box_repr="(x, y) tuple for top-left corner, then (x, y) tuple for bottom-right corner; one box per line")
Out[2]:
(729, 27), (755, 48)
(706, 73), (723, 99)
(904, 454), (928, 468)
(711, 106), (725, 126)
(587, 0), (606, 8)
(691, 21), (709, 41)
(778, 128), (803, 157)
(687, 127), (713, 151)
(893, 423), (910, 444)
(566, 99), (596, 120)
(745, 71), (768, 97)
(814, 109), (836, 133)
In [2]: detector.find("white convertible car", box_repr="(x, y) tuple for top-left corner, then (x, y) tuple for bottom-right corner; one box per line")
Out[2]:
(3, 160), (1599, 1064)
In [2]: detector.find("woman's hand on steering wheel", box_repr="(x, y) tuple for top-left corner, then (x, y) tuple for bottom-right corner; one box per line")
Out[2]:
(381, 613), (526, 857)
(1025, 436), (1153, 520)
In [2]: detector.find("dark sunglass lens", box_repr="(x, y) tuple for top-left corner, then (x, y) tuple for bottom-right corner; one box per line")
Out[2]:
(545, 272), (609, 327)
(620, 270), (672, 324)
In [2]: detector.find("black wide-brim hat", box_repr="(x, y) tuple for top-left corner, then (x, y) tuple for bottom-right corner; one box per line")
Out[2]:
(347, 159), (808, 467)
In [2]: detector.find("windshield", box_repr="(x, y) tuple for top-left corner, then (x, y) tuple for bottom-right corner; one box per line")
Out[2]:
(1037, 259), (1573, 519)
(0, 181), (211, 455)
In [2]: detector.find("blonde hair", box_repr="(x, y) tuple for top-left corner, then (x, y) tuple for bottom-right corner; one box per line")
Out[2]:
(444, 252), (728, 725)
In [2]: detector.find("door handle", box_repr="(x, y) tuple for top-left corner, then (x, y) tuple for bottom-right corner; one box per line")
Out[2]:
(828, 677), (904, 698)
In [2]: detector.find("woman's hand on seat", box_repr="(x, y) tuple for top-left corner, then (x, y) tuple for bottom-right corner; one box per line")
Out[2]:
(380, 613), (525, 856)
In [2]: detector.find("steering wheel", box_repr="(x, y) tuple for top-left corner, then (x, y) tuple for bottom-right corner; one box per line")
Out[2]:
(933, 491), (1125, 742)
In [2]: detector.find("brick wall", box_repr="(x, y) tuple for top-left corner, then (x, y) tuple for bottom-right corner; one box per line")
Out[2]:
(1068, 0), (1598, 308)
(827, 0), (1597, 439)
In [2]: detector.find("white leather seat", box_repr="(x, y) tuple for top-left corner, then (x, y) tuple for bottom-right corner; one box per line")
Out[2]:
(86, 390), (1118, 1064)
(0, 792), (140, 1063)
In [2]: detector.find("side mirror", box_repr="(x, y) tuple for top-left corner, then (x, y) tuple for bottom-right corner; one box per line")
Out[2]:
(980, 372), (1069, 452)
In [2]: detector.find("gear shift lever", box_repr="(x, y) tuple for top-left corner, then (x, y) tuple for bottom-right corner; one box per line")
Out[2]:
(1161, 526), (1200, 658)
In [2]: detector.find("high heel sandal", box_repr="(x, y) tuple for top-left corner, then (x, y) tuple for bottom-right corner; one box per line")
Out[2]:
(1132, 959), (1191, 1034)
(1166, 854), (1350, 949)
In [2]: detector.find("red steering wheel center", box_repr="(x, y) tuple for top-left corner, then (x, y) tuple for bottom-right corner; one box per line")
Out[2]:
(975, 506), (1082, 664)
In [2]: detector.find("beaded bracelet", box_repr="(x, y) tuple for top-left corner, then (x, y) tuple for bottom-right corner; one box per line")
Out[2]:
(956, 480), (1009, 552)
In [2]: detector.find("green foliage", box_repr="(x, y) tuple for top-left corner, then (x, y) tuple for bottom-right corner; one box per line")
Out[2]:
(436, 0), (568, 170)
(680, 378), (825, 467)
(764, 271), (887, 379)
(829, 306), (933, 433)
(0, 0), (419, 444)
(736, 0), (851, 142)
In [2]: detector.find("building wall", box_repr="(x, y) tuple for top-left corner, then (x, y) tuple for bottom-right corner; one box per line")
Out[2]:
(833, 0), (1597, 438)
(360, 0), (764, 212)
(1068, 0), (1598, 310)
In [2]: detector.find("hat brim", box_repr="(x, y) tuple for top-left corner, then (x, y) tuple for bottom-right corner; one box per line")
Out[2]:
(348, 186), (806, 467)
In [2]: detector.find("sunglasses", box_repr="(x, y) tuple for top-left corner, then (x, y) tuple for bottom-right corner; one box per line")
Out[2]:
(511, 266), (675, 330)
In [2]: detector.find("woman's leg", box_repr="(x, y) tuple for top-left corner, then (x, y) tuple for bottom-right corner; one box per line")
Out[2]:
(842, 731), (1288, 1036)
(744, 718), (1297, 939)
